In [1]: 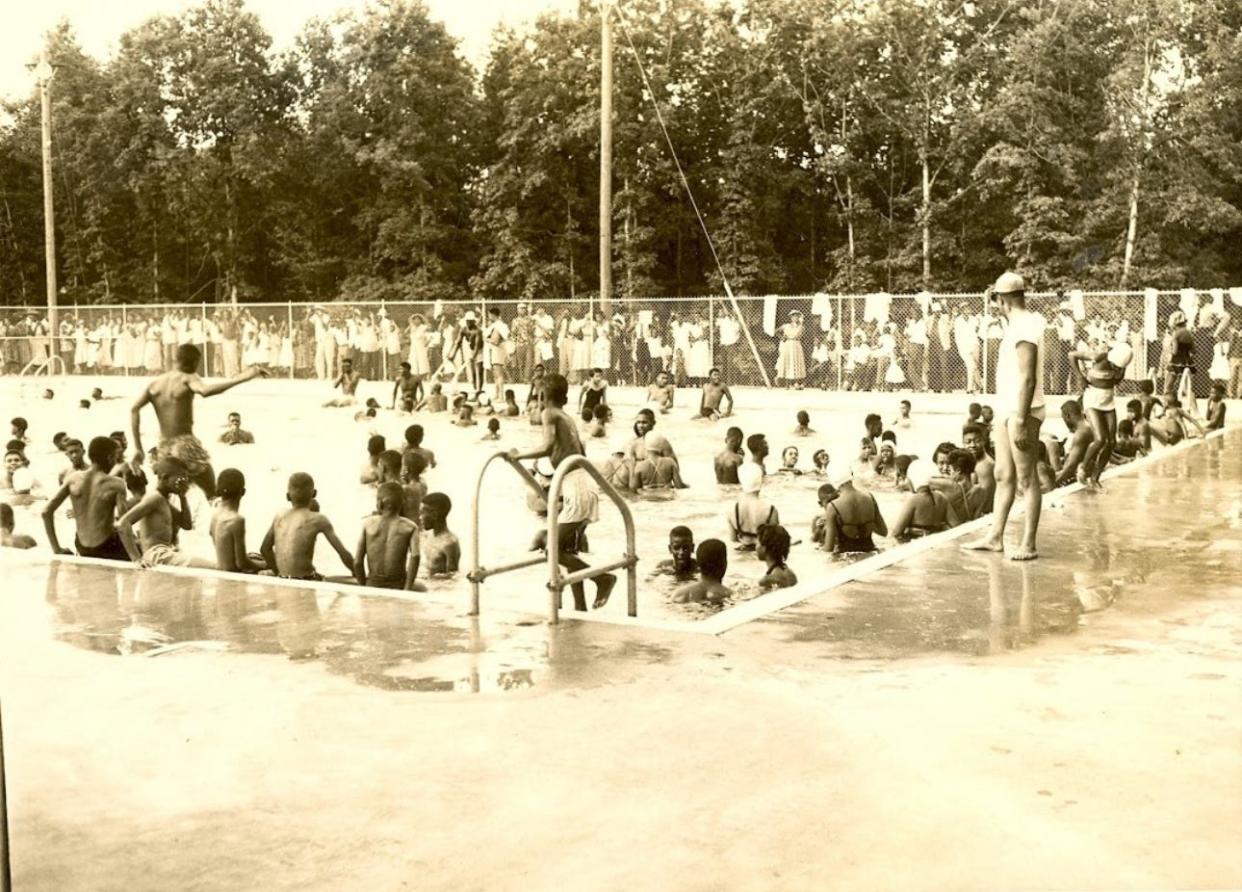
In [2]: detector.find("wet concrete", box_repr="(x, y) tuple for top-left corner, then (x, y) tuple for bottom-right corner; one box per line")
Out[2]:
(1, 431), (1240, 890)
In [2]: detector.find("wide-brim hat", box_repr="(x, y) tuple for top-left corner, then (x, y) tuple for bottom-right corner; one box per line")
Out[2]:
(463, 311), (478, 322)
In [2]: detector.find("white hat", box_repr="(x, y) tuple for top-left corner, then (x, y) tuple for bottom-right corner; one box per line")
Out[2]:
(738, 462), (763, 494)
(993, 271), (1025, 295)
(1106, 343), (1133, 369)
(463, 310), (477, 322)
(907, 459), (933, 491)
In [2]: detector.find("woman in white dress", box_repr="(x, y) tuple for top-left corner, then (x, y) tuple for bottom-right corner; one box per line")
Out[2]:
(686, 312), (712, 383)
(97, 320), (114, 373)
(407, 314), (431, 377)
(278, 322), (294, 371)
(572, 313), (594, 383)
(590, 311), (612, 379)
(72, 320), (88, 373)
(878, 323), (904, 390)
(775, 311), (807, 388)
(143, 319), (163, 371)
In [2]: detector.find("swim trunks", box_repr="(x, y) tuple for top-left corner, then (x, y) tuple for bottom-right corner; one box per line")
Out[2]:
(140, 544), (192, 568)
(1082, 385), (1115, 412)
(366, 575), (406, 590)
(155, 433), (211, 477)
(76, 532), (128, 562)
(557, 468), (600, 526)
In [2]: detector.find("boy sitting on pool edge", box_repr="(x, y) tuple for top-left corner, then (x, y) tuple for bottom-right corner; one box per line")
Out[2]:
(355, 482), (426, 591)
(259, 472), (355, 581)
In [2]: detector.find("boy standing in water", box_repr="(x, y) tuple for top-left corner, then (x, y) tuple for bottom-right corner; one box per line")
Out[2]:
(646, 371), (675, 414)
(354, 482), (426, 591)
(43, 436), (128, 561)
(260, 472), (355, 580)
(209, 468), (266, 573)
(325, 358), (361, 407)
(510, 372), (616, 611)
(402, 424), (437, 470)
(698, 368), (734, 420)
(0, 503), (36, 549)
(653, 526), (699, 581)
(714, 426), (745, 484)
(417, 493), (460, 577)
(400, 452), (428, 523)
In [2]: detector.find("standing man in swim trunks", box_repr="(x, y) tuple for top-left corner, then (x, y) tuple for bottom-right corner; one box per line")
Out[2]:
(965, 272), (1046, 560)
(698, 367), (734, 420)
(130, 343), (269, 500)
(42, 436), (129, 561)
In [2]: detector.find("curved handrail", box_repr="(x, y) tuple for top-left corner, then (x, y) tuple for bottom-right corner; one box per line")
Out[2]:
(469, 451), (548, 615)
(19, 354), (67, 377)
(545, 455), (638, 624)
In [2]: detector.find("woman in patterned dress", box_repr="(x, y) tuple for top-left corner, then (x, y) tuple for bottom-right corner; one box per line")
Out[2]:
(775, 311), (807, 388)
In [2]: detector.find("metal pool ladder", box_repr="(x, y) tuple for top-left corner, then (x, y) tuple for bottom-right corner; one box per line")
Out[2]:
(469, 452), (638, 624)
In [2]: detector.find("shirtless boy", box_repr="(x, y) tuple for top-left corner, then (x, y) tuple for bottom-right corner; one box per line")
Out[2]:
(43, 436), (128, 560)
(746, 433), (770, 474)
(417, 493), (461, 577)
(402, 424), (437, 469)
(326, 357), (362, 408)
(259, 472), (355, 580)
(130, 343), (268, 499)
(401, 452), (428, 523)
(58, 438), (87, 484)
(360, 434), (386, 485)
(0, 503), (36, 549)
(715, 426), (745, 484)
(653, 526), (699, 581)
(1150, 399), (1205, 445)
(391, 362), (417, 410)
(209, 468), (266, 573)
(698, 368), (734, 420)
(117, 456), (211, 568)
(962, 422), (995, 510)
(647, 371), (675, 414)
(1055, 400), (1096, 486)
(672, 539), (731, 605)
(354, 482), (426, 591)
(792, 411), (814, 436)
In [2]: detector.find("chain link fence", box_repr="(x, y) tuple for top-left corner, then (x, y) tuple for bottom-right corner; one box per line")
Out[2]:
(3, 290), (1240, 398)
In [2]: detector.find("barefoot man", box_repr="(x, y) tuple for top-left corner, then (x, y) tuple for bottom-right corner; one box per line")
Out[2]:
(965, 272), (1046, 560)
(130, 343), (268, 499)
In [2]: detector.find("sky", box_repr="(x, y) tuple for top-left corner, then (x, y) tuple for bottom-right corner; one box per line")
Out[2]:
(0, 0), (580, 102)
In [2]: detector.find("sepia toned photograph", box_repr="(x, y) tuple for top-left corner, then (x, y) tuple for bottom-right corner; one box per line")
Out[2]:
(0, 0), (1239, 889)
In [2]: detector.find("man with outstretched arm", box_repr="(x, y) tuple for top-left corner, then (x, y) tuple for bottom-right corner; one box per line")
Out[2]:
(130, 343), (269, 500)
(964, 272), (1046, 560)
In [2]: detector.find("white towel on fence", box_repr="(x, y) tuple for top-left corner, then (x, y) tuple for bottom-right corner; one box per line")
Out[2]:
(1179, 288), (1198, 322)
(762, 295), (779, 336)
(863, 292), (891, 325)
(1069, 289), (1085, 321)
(1144, 288), (1160, 340)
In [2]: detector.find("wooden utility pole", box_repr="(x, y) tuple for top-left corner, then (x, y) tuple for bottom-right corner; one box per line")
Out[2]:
(37, 50), (58, 338)
(599, 0), (613, 316)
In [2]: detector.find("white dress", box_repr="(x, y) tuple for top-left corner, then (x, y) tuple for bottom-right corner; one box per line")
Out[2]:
(408, 324), (431, 375)
(591, 325), (611, 370)
(1209, 341), (1230, 381)
(775, 323), (806, 380)
(687, 323), (711, 378)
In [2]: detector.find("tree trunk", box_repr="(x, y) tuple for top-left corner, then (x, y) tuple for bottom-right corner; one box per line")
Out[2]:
(153, 220), (160, 302)
(921, 150), (931, 289)
(1120, 169), (1141, 290)
(1120, 35), (1154, 290)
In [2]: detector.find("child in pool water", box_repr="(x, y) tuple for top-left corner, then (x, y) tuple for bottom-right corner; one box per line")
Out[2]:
(792, 411), (815, 436)
(672, 539), (731, 605)
(778, 446), (801, 475)
(481, 418), (501, 441)
(418, 492), (460, 577)
(654, 526), (699, 581)
(354, 482), (425, 591)
(757, 523), (797, 592)
(259, 472), (355, 581)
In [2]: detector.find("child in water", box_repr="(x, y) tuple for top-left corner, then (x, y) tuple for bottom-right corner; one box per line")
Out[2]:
(810, 449), (830, 477)
(354, 482), (425, 591)
(418, 492), (460, 577)
(259, 472), (355, 581)
(778, 446), (802, 475)
(757, 524), (797, 592)
(672, 539), (731, 605)
(792, 411), (815, 436)
(481, 417), (501, 441)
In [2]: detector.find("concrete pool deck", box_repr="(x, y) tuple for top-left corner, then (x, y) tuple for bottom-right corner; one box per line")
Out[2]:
(2, 429), (1240, 890)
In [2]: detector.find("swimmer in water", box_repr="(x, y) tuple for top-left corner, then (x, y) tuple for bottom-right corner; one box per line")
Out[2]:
(889, 460), (949, 541)
(402, 425), (436, 470)
(792, 410), (815, 437)
(746, 433), (770, 476)
(714, 427), (744, 484)
(653, 526), (699, 582)
(360, 434), (386, 485)
(961, 422), (994, 510)
(810, 449), (830, 477)
(43, 436), (128, 561)
(416, 382), (448, 413)
(672, 539), (731, 605)
(0, 503), (36, 549)
(502, 389), (521, 418)
(325, 357), (361, 407)
(778, 446), (802, 475)
(400, 451), (427, 524)
(697, 368), (734, 420)
(354, 482), (426, 591)
(820, 476), (887, 555)
(417, 492), (461, 577)
(209, 468), (266, 573)
(757, 524), (797, 592)
(891, 399), (912, 429)
(646, 370), (675, 414)
(259, 472), (355, 581)
(810, 483), (837, 546)
(727, 463), (778, 552)
(481, 417), (501, 441)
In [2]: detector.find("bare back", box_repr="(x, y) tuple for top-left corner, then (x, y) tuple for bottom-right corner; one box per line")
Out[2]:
(272, 507), (332, 578)
(144, 371), (200, 440)
(361, 514), (417, 585)
(68, 469), (127, 548)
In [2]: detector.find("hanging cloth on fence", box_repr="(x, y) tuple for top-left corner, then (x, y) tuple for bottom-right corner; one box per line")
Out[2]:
(811, 293), (833, 330)
(863, 292), (891, 325)
(433, 299), (444, 320)
(1230, 287), (1242, 308)
(1069, 289), (1086, 321)
(762, 296), (779, 337)
(1209, 288), (1226, 317)
(1144, 288), (1160, 340)
(1179, 288), (1198, 324)
(1126, 330), (1143, 380)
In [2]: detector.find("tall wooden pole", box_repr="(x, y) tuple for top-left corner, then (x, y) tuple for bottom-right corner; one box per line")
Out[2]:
(38, 50), (58, 339)
(599, 1), (613, 316)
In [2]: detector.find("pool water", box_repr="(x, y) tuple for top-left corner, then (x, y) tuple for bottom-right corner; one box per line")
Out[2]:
(5, 376), (1014, 624)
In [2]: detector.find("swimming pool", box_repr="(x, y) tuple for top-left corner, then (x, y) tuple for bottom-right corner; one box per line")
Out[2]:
(5, 375), (1064, 625)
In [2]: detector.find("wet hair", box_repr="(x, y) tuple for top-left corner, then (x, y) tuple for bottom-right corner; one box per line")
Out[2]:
(900, 399), (911, 409)
(817, 483), (838, 503)
(932, 441), (957, 464)
(487, 417), (500, 433)
(377, 481), (405, 512)
(726, 426), (743, 443)
(122, 466), (148, 495)
(365, 398), (380, 409)
(402, 451), (427, 480)
(962, 422), (986, 440)
(581, 406), (595, 423)
(948, 448), (976, 476)
(544, 373), (569, 407)
(894, 455), (913, 478)
(217, 468), (245, 500)
(881, 430), (897, 444)
(864, 413), (881, 428)
(0, 503), (13, 529)
(87, 436), (116, 468)
(6, 439), (26, 454)
(10, 417), (26, 432)
(746, 433), (767, 455)
(378, 450), (403, 478)
(1139, 380), (1154, 395)
(367, 434), (386, 456)
(175, 344), (201, 371)
(79, 400), (91, 409)
(968, 402), (982, 418)
(288, 472), (315, 503)
(423, 492), (452, 519)
(696, 538), (728, 580)
(669, 525), (693, 543)
(796, 410), (810, 426)
(756, 524), (791, 563)
(404, 424), (424, 446)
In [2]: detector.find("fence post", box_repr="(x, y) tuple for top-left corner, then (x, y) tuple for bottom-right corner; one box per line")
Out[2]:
(121, 304), (129, 376)
(708, 297), (715, 372)
(287, 300), (295, 380)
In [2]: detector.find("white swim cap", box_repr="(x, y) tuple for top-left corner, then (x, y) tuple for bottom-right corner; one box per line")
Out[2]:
(906, 459), (933, 491)
(1107, 343), (1133, 369)
(738, 462), (763, 494)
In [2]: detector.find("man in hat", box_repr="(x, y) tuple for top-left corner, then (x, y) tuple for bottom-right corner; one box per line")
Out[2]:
(508, 302), (534, 384)
(449, 310), (484, 393)
(964, 272), (1046, 560)
(130, 343), (269, 501)
(1162, 310), (1195, 400)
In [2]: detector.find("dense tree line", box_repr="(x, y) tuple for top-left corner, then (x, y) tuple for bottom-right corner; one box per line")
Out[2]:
(1, 0), (1239, 308)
